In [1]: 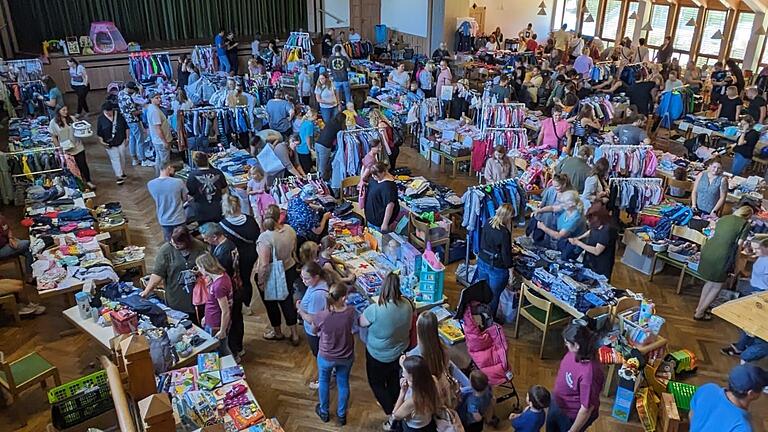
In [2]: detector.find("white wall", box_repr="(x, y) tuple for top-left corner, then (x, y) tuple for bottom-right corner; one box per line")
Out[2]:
(442, 0), (469, 50)
(324, 0), (351, 28)
(469, 0), (551, 43)
(381, 0), (430, 37)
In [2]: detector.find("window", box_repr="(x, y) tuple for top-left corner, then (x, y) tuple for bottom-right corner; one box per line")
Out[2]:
(699, 10), (727, 56)
(601, 0), (622, 41)
(696, 56), (719, 67)
(624, 2), (639, 39)
(646, 4), (669, 47)
(565, 0), (579, 31)
(581, 0), (600, 36)
(674, 52), (690, 66)
(674, 7), (699, 52)
(729, 12), (755, 60)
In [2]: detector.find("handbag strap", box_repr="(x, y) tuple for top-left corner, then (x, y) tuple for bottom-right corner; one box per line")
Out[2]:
(220, 221), (255, 244)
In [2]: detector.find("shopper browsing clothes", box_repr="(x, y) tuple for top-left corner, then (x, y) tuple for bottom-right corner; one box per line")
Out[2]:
(48, 105), (96, 190)
(390, 355), (441, 431)
(66, 57), (89, 116)
(296, 262), (330, 389)
(196, 253), (233, 357)
(117, 82), (148, 167)
(475, 203), (516, 315)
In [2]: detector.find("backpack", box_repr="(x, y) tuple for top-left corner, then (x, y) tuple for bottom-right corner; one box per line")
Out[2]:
(144, 328), (177, 374)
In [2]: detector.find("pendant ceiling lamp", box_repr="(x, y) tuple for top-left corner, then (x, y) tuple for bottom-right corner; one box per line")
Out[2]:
(585, 14), (595, 23)
(628, 11), (637, 19)
(640, 22), (653, 31)
(711, 29), (723, 40)
(539, 1), (547, 8)
(686, 17), (696, 26)
(538, 7), (548, 15)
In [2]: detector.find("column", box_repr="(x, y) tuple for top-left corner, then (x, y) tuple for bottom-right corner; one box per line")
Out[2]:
(743, 12), (766, 73)
(633, 0), (653, 44)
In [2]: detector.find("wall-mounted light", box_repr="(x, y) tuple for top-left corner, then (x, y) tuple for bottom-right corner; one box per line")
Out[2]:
(757, 26), (766, 35)
(539, 1), (547, 8)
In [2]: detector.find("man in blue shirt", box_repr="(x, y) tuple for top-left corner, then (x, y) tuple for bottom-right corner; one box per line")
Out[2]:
(690, 364), (767, 432)
(265, 89), (295, 135)
(215, 28), (231, 73)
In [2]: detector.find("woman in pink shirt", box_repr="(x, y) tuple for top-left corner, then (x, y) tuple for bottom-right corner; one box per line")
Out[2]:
(197, 253), (234, 356)
(536, 108), (571, 152)
(435, 60), (453, 99)
(546, 322), (605, 432)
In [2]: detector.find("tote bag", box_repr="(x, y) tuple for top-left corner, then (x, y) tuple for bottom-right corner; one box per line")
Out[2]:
(264, 244), (289, 301)
(257, 143), (286, 176)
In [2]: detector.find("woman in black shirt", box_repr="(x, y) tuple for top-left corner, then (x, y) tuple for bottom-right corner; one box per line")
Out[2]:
(364, 163), (400, 232)
(475, 203), (515, 315)
(567, 203), (617, 281)
(716, 86), (742, 121)
(744, 87), (766, 123)
(731, 115), (760, 176)
(96, 101), (128, 185)
(316, 113), (345, 181)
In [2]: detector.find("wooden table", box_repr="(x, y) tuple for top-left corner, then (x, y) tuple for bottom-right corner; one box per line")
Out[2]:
(99, 223), (131, 250)
(712, 291), (768, 341)
(522, 276), (586, 319)
(428, 147), (472, 178)
(63, 305), (219, 367)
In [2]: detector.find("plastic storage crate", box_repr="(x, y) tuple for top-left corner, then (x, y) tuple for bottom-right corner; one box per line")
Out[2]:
(666, 381), (697, 411)
(48, 369), (113, 429)
(417, 259), (445, 303)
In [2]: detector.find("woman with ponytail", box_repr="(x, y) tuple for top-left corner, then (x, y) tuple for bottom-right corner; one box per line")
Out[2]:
(546, 322), (604, 432)
(300, 283), (356, 426)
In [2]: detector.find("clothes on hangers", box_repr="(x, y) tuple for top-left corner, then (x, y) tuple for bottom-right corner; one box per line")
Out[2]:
(461, 180), (527, 254)
(191, 46), (216, 73)
(593, 145), (657, 177)
(330, 129), (383, 190)
(606, 179), (664, 213)
(588, 64), (616, 84)
(657, 87), (697, 129)
(4, 59), (44, 84)
(342, 41), (374, 59)
(481, 104), (526, 129)
(128, 52), (173, 84)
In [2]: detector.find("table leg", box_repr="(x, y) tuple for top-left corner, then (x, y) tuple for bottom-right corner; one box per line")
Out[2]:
(603, 364), (616, 397)
(451, 160), (457, 178)
(428, 149), (433, 168)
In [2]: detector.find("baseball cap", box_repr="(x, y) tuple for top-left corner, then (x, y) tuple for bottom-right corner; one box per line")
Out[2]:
(728, 364), (768, 394)
(125, 81), (139, 90)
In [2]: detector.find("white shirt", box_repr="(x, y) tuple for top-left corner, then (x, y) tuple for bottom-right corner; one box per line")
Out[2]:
(389, 70), (410, 88)
(570, 37), (584, 57)
(69, 64), (87, 87)
(751, 256), (768, 291)
(146, 104), (172, 146)
(251, 40), (261, 57)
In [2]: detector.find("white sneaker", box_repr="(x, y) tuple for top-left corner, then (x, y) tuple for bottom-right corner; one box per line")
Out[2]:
(18, 304), (37, 316)
(86, 182), (97, 190)
(309, 380), (320, 390)
(30, 303), (46, 315)
(132, 159), (139, 166)
(116, 178), (125, 185)
(141, 160), (154, 167)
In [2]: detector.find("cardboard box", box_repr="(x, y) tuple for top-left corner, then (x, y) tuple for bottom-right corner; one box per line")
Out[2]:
(658, 392), (682, 432)
(623, 227), (654, 256)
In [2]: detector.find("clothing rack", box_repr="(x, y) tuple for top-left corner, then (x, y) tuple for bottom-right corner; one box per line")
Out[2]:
(177, 105), (250, 160)
(12, 167), (63, 178)
(479, 102), (526, 131)
(661, 84), (690, 94)
(4, 145), (59, 155)
(191, 45), (216, 74)
(608, 177), (662, 184)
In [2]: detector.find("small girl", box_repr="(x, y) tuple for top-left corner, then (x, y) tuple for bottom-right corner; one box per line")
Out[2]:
(247, 166), (273, 227)
(509, 385), (550, 432)
(319, 236), (356, 285)
(295, 241), (320, 300)
(342, 101), (357, 129)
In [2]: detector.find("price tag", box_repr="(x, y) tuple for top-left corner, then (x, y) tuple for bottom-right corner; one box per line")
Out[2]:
(83, 192), (96, 199)
(94, 232), (111, 242)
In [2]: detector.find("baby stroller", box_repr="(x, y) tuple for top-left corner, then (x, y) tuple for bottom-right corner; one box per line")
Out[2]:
(456, 281), (520, 410)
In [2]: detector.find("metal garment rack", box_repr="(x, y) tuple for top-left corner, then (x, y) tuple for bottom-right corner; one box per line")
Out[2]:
(4, 145), (59, 155)
(608, 177), (663, 184)
(461, 177), (521, 283)
(178, 105), (249, 161)
(479, 102), (526, 132)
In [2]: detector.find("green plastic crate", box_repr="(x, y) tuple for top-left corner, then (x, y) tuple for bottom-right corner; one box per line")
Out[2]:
(48, 369), (109, 403)
(667, 381), (697, 411)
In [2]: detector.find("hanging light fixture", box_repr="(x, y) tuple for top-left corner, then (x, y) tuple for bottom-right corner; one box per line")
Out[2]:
(641, 22), (653, 31)
(585, 14), (595, 23)
(686, 17), (696, 26)
(539, 1), (547, 8)
(711, 29), (723, 40)
(628, 11), (637, 19)
(757, 26), (766, 35)
(538, 7), (548, 15)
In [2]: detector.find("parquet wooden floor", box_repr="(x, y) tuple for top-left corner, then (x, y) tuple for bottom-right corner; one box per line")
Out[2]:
(1, 134), (767, 431)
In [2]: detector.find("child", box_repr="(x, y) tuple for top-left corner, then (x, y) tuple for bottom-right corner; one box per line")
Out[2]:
(319, 236), (356, 285)
(509, 385), (550, 432)
(459, 370), (494, 432)
(369, 77), (382, 97)
(342, 101), (357, 129)
(296, 241), (320, 300)
(246, 166), (274, 227)
(668, 167), (689, 198)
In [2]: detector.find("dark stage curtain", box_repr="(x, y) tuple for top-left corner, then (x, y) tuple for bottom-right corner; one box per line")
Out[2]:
(10, 0), (308, 51)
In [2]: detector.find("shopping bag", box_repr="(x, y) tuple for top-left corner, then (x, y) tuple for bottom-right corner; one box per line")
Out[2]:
(434, 407), (465, 432)
(257, 143), (285, 176)
(264, 245), (288, 301)
(496, 288), (518, 324)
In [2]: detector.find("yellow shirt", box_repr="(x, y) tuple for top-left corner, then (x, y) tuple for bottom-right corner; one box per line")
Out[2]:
(554, 30), (570, 51)
(343, 110), (357, 128)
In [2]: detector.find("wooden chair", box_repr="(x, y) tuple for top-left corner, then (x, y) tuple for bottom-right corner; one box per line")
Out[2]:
(664, 178), (693, 206)
(514, 281), (571, 359)
(649, 225), (707, 294)
(0, 351), (60, 404)
(340, 176), (361, 202)
(0, 256), (24, 280)
(408, 213), (451, 264)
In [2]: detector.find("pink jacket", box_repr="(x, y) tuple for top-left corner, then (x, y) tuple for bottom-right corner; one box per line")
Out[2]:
(462, 303), (510, 385)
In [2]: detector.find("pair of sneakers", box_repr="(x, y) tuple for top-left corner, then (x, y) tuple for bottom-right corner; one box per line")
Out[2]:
(19, 303), (45, 316)
(116, 174), (128, 185)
